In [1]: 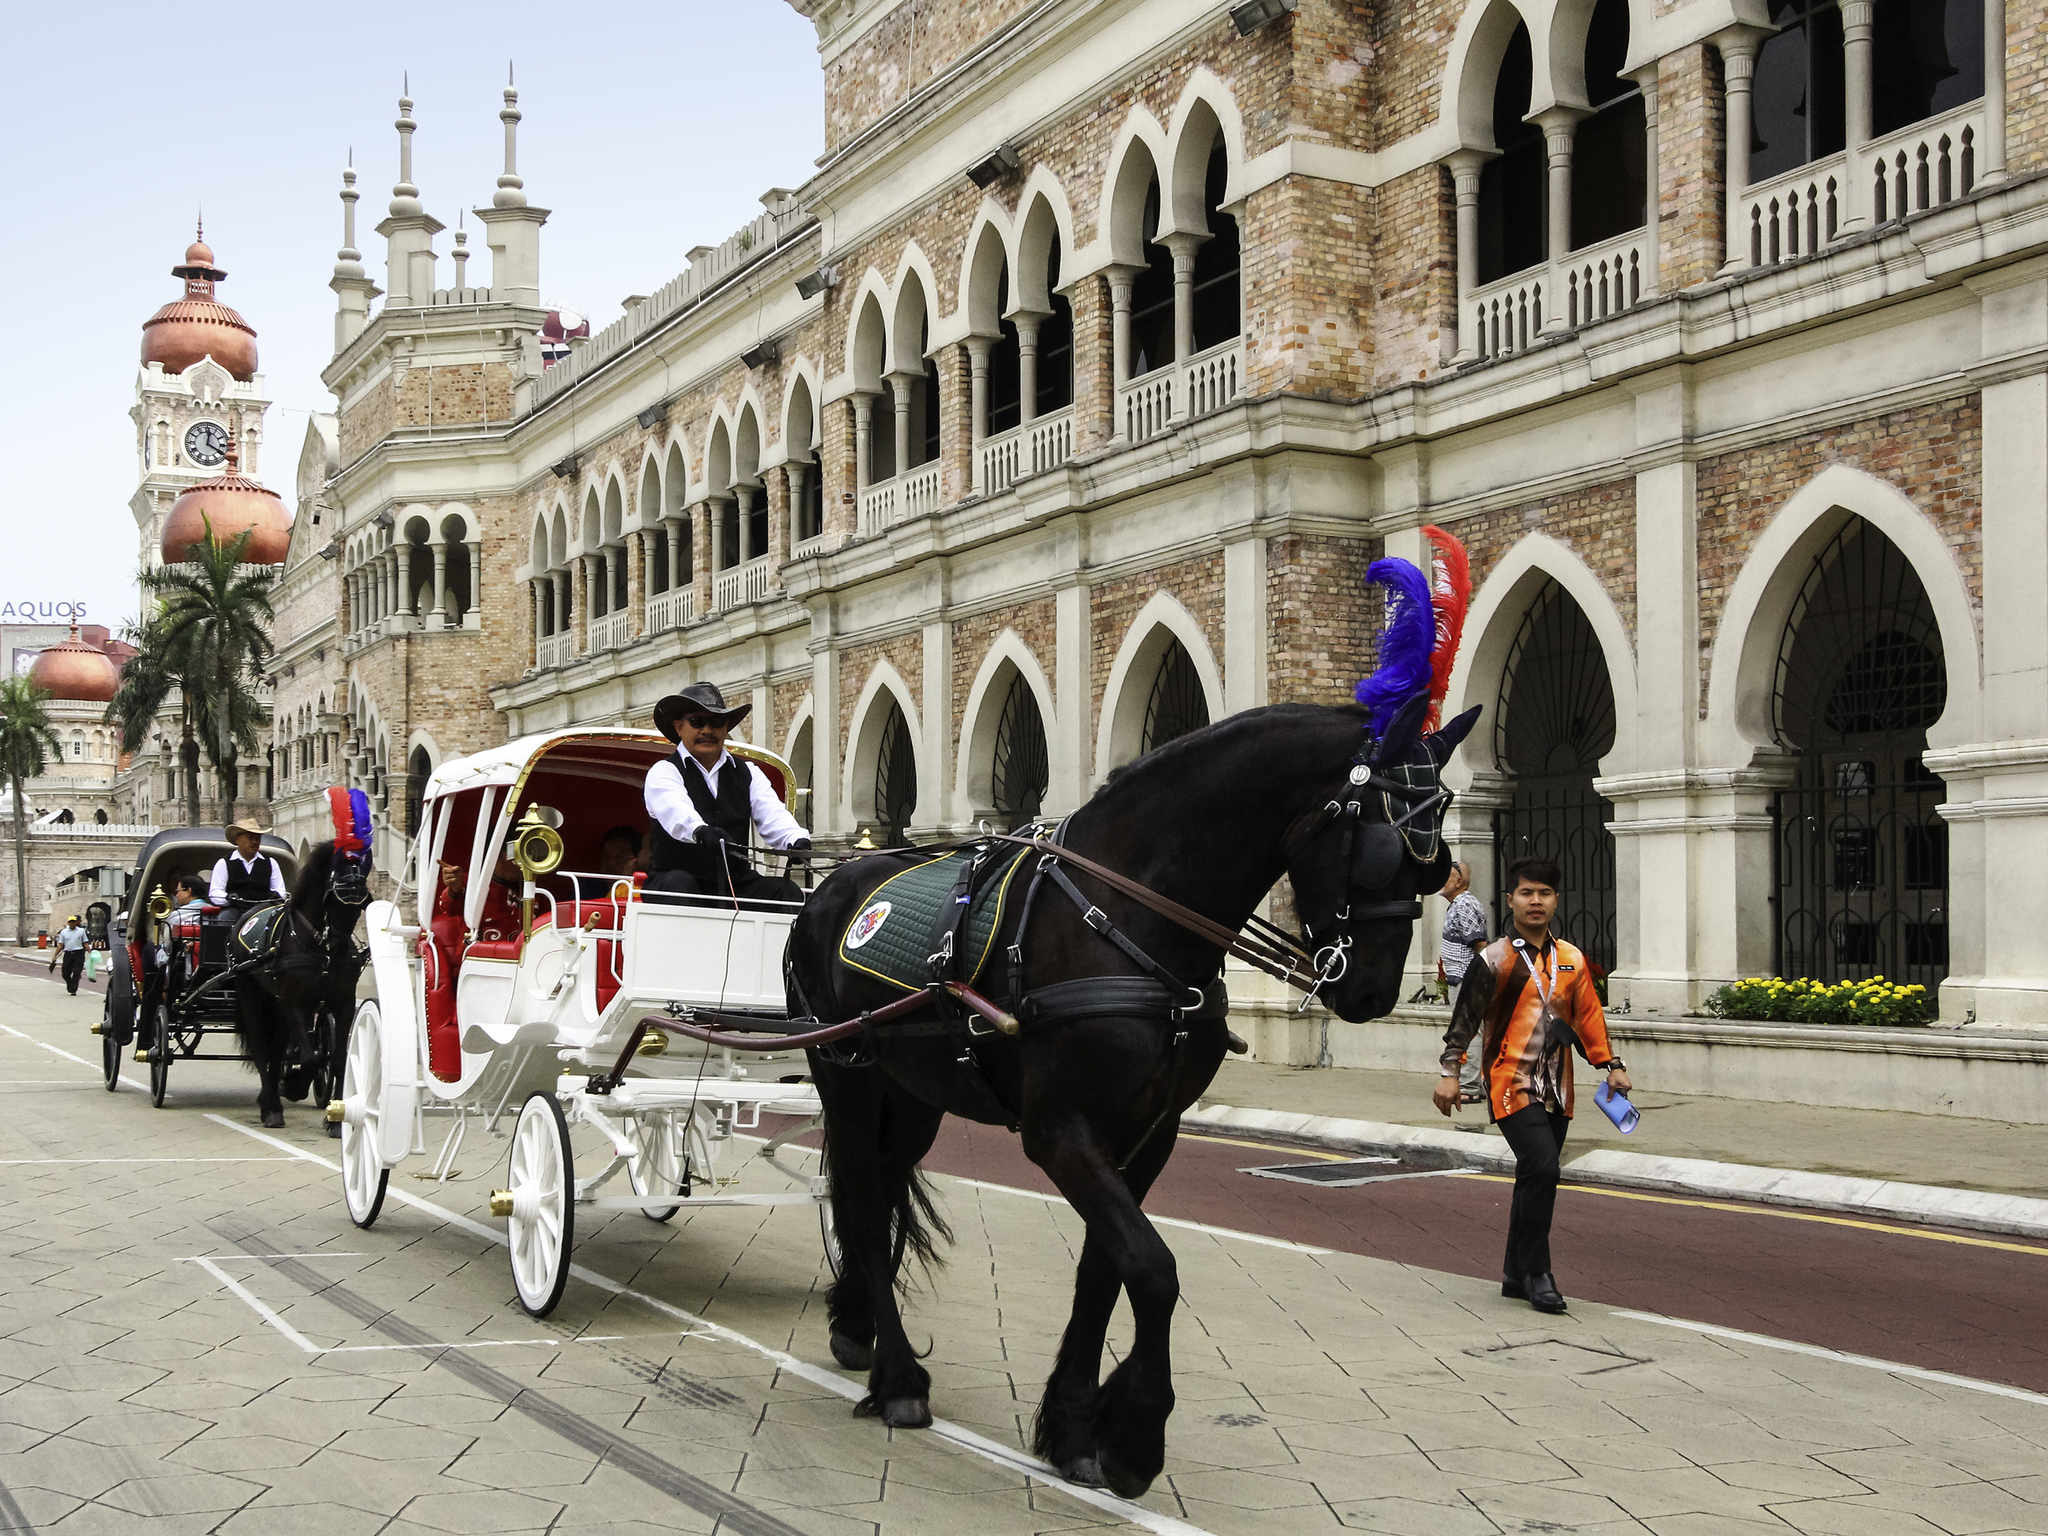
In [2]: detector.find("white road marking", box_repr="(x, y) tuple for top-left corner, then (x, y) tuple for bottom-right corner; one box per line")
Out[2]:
(315, 1338), (562, 1356)
(189, 1256), (321, 1353)
(175, 1252), (369, 1261)
(0, 1023), (144, 1092)
(0, 1156), (298, 1164)
(202, 1113), (1219, 1536)
(1608, 1309), (2048, 1408)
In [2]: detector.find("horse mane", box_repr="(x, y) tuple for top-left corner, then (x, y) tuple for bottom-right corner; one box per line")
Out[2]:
(292, 840), (340, 914)
(1089, 702), (1367, 810)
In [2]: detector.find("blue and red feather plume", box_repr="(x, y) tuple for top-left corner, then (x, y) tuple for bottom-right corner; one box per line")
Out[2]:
(1354, 556), (1436, 737)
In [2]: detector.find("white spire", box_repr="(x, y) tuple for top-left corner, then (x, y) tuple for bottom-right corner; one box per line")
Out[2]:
(452, 214), (470, 290)
(390, 78), (422, 218)
(333, 159), (364, 279)
(493, 63), (527, 210)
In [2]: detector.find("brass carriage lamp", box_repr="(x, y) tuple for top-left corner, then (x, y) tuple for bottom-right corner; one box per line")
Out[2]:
(507, 806), (565, 932)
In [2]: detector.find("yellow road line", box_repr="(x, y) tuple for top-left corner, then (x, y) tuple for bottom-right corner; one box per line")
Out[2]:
(1180, 1129), (2048, 1258)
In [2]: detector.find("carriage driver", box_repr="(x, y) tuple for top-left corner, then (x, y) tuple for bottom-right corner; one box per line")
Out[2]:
(209, 820), (287, 912)
(643, 682), (810, 903)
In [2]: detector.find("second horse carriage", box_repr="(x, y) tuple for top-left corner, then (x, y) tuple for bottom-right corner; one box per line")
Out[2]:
(339, 729), (828, 1316)
(99, 827), (304, 1106)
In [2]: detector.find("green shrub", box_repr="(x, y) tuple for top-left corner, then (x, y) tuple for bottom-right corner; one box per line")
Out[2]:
(1702, 976), (1933, 1028)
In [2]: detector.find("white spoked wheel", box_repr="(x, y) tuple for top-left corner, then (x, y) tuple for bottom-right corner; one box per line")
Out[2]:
(506, 1092), (574, 1318)
(625, 1111), (690, 1223)
(340, 1000), (389, 1229)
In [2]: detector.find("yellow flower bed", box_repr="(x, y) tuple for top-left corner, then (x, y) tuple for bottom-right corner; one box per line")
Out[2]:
(1703, 975), (1933, 1028)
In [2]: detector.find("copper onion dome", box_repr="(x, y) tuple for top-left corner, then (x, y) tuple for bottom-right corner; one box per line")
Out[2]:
(28, 628), (120, 704)
(160, 441), (292, 566)
(140, 227), (258, 381)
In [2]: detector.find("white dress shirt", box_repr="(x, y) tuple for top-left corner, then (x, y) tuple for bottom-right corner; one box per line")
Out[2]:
(643, 748), (807, 851)
(209, 852), (288, 905)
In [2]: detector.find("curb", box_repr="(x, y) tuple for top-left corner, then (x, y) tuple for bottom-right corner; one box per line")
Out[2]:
(1182, 1102), (2048, 1242)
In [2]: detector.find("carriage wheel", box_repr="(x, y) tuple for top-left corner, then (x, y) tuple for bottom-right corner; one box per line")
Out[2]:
(308, 1004), (337, 1116)
(625, 1111), (688, 1223)
(506, 1092), (574, 1318)
(100, 998), (121, 1093)
(148, 1004), (172, 1108)
(340, 1000), (390, 1229)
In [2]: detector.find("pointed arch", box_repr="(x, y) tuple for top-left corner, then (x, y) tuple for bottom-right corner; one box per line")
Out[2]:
(549, 506), (569, 565)
(636, 452), (661, 531)
(889, 264), (935, 375)
(957, 630), (1057, 822)
(959, 205), (1015, 335)
(602, 475), (625, 543)
(845, 272), (891, 392)
(733, 400), (763, 485)
(527, 514), (548, 576)
(705, 416), (735, 493)
(1446, 532), (1638, 780)
(844, 660), (924, 833)
(780, 361), (823, 458)
(1101, 112), (1171, 264)
(576, 486), (602, 555)
(1165, 70), (1247, 231)
(1012, 171), (1078, 312)
(1094, 593), (1225, 778)
(1704, 463), (1981, 760)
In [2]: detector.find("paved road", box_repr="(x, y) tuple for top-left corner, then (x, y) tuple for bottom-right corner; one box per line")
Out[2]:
(0, 960), (2045, 1534)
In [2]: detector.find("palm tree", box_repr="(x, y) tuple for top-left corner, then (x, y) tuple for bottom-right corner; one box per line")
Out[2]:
(139, 519), (274, 820)
(106, 612), (203, 825)
(0, 677), (62, 946)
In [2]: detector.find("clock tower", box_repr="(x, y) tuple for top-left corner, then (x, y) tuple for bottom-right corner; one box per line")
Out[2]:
(129, 226), (274, 573)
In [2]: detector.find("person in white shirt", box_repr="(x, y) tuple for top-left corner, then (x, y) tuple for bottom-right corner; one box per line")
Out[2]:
(210, 820), (288, 909)
(49, 917), (90, 994)
(642, 683), (809, 904)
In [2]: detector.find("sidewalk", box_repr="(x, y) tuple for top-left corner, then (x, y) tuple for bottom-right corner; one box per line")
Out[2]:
(1187, 1057), (2048, 1240)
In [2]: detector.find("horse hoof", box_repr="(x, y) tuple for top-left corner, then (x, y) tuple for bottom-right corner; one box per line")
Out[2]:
(261, 1109), (284, 1129)
(325, 1120), (342, 1140)
(830, 1331), (874, 1371)
(1057, 1456), (1104, 1487)
(1098, 1452), (1153, 1500)
(880, 1396), (931, 1429)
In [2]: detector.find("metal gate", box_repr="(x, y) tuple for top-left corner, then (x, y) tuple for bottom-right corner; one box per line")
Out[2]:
(1491, 581), (1618, 975)
(1770, 521), (1948, 988)
(990, 672), (1048, 830)
(1142, 638), (1209, 754)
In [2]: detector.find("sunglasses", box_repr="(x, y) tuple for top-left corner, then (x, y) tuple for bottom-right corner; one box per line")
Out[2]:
(682, 715), (730, 730)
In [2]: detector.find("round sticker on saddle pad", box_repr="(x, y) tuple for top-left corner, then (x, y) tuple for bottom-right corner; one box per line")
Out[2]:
(845, 900), (892, 950)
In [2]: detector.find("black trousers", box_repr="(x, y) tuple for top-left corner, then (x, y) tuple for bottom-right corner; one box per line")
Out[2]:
(645, 864), (802, 907)
(59, 949), (85, 994)
(1495, 1103), (1570, 1281)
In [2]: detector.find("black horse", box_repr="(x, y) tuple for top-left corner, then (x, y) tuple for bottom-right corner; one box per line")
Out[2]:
(231, 840), (372, 1129)
(788, 694), (1478, 1497)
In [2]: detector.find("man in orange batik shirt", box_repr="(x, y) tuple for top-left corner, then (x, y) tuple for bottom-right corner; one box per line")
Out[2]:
(1433, 856), (1633, 1314)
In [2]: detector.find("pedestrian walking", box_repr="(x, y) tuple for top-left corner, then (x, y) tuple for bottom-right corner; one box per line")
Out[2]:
(48, 916), (90, 995)
(1437, 861), (1489, 1104)
(1432, 856), (1632, 1314)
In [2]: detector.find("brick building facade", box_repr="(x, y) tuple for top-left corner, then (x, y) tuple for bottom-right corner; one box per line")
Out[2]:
(280, 0), (2048, 1026)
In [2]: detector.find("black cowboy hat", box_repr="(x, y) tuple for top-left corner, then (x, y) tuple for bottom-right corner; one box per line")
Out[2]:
(654, 682), (751, 743)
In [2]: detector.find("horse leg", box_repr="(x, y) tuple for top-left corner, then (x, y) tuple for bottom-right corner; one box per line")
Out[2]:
(1027, 1118), (1182, 1500)
(814, 1063), (946, 1427)
(237, 986), (285, 1129)
(1030, 1123), (1176, 1487)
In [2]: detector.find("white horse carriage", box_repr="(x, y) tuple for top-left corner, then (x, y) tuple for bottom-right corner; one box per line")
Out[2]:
(335, 729), (827, 1316)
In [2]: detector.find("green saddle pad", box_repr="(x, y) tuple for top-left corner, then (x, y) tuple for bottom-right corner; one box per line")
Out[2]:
(838, 847), (1030, 993)
(229, 902), (291, 965)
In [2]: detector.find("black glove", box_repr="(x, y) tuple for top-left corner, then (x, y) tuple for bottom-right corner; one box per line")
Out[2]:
(786, 837), (812, 868)
(691, 824), (726, 847)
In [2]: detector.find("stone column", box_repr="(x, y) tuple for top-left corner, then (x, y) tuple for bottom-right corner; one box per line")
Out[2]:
(1983, 0), (2009, 182)
(1164, 233), (1205, 368)
(731, 487), (753, 564)
(1013, 312), (1045, 426)
(1717, 30), (1763, 270)
(767, 465), (791, 573)
(387, 549), (402, 618)
(886, 371), (916, 478)
(787, 463), (811, 547)
(1639, 71), (1662, 293)
(668, 517), (685, 587)
(530, 580), (544, 662)
(964, 335), (993, 445)
(466, 540), (481, 622)
(1536, 107), (1582, 334)
(690, 502), (713, 617)
(1107, 266), (1137, 388)
(851, 391), (876, 493)
(431, 542), (449, 621)
(1448, 150), (1489, 363)
(1840, 0), (1875, 232)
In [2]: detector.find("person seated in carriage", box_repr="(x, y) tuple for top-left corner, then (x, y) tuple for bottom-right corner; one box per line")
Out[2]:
(643, 682), (810, 906)
(155, 876), (208, 970)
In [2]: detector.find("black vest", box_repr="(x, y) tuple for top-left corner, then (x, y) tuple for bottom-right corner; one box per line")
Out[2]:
(648, 755), (752, 882)
(222, 853), (276, 905)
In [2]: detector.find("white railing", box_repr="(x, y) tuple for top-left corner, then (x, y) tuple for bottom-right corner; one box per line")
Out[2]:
(1181, 338), (1244, 419)
(902, 462), (942, 519)
(1464, 263), (1547, 362)
(858, 479), (898, 536)
(1118, 366), (1175, 444)
(535, 632), (575, 669)
(1561, 229), (1650, 328)
(1864, 102), (1983, 225)
(858, 463), (943, 535)
(712, 555), (775, 611)
(645, 586), (695, 632)
(976, 405), (1078, 496)
(589, 610), (632, 651)
(27, 822), (154, 838)
(1743, 157), (1845, 267)
(791, 532), (829, 560)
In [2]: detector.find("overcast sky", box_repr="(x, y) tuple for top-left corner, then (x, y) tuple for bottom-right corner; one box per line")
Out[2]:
(3, 2), (824, 634)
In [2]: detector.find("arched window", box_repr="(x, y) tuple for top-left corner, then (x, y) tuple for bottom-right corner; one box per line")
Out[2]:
(406, 746), (433, 838)
(1493, 581), (1618, 973)
(1036, 243), (1075, 415)
(1770, 520), (1948, 987)
(1131, 180), (1175, 378)
(874, 704), (917, 846)
(1140, 639), (1209, 754)
(1190, 146), (1242, 352)
(1477, 22), (1545, 283)
(990, 673), (1048, 829)
(1571, 0), (1648, 250)
(1751, 0), (1847, 183)
(1874, 0), (1984, 134)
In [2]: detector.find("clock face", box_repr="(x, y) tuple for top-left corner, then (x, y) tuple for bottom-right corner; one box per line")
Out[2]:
(184, 421), (228, 468)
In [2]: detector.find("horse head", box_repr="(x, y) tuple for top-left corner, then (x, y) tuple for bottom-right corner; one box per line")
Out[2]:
(1284, 694), (1480, 1022)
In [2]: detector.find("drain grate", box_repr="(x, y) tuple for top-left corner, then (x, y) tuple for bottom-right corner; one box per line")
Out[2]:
(1242, 1158), (1473, 1187)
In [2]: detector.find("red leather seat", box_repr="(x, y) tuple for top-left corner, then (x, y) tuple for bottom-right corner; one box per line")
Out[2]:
(459, 899), (631, 1010)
